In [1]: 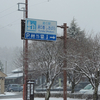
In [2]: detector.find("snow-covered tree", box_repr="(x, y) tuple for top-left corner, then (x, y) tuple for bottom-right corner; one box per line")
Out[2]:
(28, 39), (64, 100)
(67, 19), (86, 93)
(67, 66), (82, 93)
(68, 18), (85, 40)
(72, 35), (100, 100)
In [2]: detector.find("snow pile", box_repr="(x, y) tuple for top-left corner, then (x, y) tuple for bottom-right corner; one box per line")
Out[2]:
(0, 92), (18, 96)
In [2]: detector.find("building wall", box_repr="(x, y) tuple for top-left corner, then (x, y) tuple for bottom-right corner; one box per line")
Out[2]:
(0, 79), (1, 94)
(0, 78), (5, 94)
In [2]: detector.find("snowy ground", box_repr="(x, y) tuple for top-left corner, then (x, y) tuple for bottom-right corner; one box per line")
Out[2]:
(0, 98), (85, 100)
(0, 92), (18, 96)
(0, 92), (86, 100)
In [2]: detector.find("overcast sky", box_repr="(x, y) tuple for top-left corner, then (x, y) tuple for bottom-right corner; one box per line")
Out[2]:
(0, 0), (100, 47)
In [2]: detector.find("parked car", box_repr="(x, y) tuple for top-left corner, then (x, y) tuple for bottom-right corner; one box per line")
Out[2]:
(74, 82), (90, 92)
(79, 84), (93, 94)
(7, 84), (23, 92)
(85, 85), (100, 94)
(79, 84), (100, 94)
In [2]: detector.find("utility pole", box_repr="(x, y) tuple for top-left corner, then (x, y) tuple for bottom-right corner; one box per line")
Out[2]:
(24, 0), (28, 100)
(17, 1), (28, 100)
(63, 23), (67, 100)
(22, 7), (25, 100)
(5, 61), (7, 74)
(57, 23), (68, 100)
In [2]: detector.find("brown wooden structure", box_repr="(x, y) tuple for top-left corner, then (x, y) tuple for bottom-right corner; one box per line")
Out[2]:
(0, 71), (7, 94)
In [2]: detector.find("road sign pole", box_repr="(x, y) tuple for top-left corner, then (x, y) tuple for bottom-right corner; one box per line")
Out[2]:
(57, 24), (68, 100)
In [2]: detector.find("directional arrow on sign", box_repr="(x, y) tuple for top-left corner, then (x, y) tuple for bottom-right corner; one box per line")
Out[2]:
(50, 36), (55, 39)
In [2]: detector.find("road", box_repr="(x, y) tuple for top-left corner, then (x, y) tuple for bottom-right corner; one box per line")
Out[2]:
(0, 92), (23, 99)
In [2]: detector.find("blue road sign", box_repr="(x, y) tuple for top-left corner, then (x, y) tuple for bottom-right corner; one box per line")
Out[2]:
(25, 18), (57, 41)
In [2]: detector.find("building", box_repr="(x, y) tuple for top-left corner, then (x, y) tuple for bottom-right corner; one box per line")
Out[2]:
(5, 67), (23, 88)
(0, 71), (7, 94)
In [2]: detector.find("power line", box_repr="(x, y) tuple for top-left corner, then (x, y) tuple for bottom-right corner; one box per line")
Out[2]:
(0, 10), (17, 19)
(0, 23), (20, 30)
(0, 4), (16, 14)
(0, 0), (50, 19)
(0, 17), (21, 30)
(0, 1), (48, 19)
(29, 0), (49, 8)
(0, 0), (50, 13)
(0, 0), (51, 30)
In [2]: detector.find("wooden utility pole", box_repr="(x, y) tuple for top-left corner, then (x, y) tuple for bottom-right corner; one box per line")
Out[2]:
(57, 23), (68, 100)
(63, 23), (67, 100)
(24, 0), (28, 100)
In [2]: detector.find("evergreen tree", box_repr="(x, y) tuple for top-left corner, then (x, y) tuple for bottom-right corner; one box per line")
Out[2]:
(68, 18), (85, 40)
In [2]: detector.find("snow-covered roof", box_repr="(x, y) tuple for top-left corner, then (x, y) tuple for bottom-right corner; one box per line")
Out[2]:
(6, 73), (23, 79)
(12, 67), (23, 73)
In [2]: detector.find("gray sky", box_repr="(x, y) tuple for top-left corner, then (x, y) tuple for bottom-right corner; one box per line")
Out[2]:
(0, 0), (100, 47)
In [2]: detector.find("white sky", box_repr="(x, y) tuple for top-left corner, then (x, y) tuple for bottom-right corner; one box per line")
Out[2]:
(0, 0), (100, 47)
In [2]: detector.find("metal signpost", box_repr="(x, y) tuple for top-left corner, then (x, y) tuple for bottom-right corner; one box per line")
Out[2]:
(25, 18), (57, 41)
